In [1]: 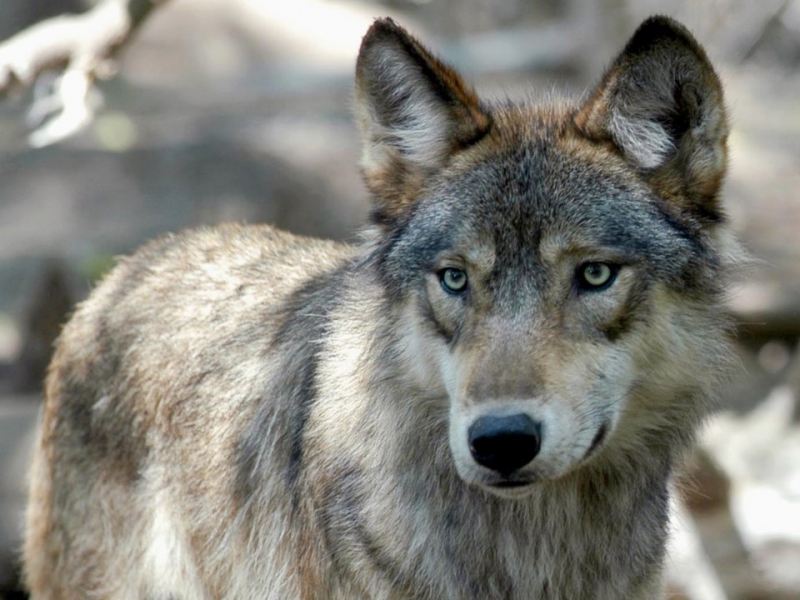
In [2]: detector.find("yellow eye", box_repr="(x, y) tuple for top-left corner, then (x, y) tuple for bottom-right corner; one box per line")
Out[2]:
(440, 268), (468, 293)
(578, 263), (617, 291)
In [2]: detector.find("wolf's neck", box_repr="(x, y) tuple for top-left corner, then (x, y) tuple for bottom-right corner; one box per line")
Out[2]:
(324, 411), (671, 599)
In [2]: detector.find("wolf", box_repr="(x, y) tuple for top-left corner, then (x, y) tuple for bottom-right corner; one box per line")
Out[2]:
(23, 15), (739, 600)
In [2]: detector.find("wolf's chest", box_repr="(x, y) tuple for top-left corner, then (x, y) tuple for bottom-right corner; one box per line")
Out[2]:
(318, 471), (668, 600)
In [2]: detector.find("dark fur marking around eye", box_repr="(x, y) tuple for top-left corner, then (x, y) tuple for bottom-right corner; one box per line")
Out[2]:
(600, 276), (651, 342)
(418, 294), (455, 343)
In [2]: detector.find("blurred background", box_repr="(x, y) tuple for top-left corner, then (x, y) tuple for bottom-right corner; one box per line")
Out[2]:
(0, 0), (799, 598)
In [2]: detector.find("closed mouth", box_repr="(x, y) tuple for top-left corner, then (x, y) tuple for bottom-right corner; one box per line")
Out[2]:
(491, 479), (535, 489)
(487, 479), (536, 491)
(482, 478), (538, 499)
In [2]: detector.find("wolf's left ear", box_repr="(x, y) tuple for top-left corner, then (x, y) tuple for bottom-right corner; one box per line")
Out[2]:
(575, 16), (728, 220)
(355, 19), (491, 222)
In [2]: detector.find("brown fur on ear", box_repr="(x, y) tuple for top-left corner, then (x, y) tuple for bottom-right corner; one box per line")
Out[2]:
(574, 16), (728, 223)
(355, 18), (491, 224)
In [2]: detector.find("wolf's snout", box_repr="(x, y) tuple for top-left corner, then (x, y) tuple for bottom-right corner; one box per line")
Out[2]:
(467, 414), (542, 476)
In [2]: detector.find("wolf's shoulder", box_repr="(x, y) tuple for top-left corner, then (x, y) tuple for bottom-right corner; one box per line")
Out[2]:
(99, 223), (350, 298)
(61, 223), (354, 356)
(120, 222), (352, 276)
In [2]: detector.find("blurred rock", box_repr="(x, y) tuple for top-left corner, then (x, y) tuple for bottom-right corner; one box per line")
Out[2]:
(11, 260), (73, 393)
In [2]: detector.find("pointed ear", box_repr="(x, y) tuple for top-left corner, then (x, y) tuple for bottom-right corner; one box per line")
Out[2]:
(355, 19), (491, 223)
(575, 16), (729, 221)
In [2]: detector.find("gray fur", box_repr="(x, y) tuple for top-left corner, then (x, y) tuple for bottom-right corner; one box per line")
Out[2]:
(24, 16), (739, 600)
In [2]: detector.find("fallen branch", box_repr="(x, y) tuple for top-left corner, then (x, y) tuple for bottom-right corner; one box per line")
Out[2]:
(0, 0), (167, 146)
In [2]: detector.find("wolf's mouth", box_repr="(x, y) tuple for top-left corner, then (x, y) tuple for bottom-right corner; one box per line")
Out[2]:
(482, 479), (538, 499)
(492, 480), (533, 489)
(583, 422), (609, 460)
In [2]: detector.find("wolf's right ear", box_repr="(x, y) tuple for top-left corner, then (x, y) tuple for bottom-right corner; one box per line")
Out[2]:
(355, 19), (491, 223)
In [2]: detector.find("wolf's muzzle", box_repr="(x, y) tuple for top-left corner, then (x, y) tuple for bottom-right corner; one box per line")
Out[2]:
(467, 414), (542, 476)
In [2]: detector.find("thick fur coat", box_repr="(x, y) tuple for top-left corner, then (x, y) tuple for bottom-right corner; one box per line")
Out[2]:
(24, 16), (740, 599)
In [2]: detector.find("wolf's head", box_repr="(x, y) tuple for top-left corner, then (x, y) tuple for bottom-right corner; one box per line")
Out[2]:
(354, 17), (738, 498)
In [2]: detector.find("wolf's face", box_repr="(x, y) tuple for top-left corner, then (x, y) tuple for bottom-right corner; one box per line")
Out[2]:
(356, 19), (734, 497)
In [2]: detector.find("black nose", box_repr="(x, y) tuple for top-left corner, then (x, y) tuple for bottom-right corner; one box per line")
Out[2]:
(468, 414), (542, 476)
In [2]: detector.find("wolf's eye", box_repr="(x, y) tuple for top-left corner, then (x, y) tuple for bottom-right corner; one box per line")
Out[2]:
(440, 268), (468, 294)
(577, 262), (618, 291)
